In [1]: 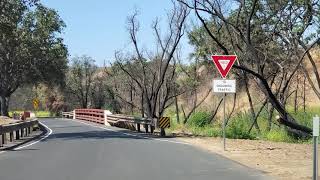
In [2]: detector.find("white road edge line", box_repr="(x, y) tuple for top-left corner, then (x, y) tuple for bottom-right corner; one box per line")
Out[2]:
(64, 118), (191, 146)
(0, 120), (53, 154)
(14, 121), (53, 150)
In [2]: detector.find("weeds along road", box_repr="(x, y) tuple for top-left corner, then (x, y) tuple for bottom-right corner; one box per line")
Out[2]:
(0, 118), (270, 180)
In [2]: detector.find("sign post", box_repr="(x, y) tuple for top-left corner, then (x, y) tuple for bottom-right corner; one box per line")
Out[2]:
(313, 115), (319, 180)
(223, 93), (226, 150)
(212, 55), (237, 151)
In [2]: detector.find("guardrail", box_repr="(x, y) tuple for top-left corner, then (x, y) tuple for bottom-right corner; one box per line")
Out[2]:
(62, 111), (74, 119)
(106, 114), (155, 133)
(63, 109), (155, 133)
(74, 109), (105, 124)
(0, 119), (39, 147)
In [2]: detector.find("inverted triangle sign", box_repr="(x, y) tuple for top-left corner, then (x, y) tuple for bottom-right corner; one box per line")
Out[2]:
(212, 55), (237, 78)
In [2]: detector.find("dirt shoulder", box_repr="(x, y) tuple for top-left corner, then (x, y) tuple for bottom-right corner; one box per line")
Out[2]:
(177, 137), (315, 180)
(0, 116), (20, 125)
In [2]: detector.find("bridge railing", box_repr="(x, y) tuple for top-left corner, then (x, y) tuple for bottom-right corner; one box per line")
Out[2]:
(63, 109), (155, 133)
(0, 119), (39, 147)
(106, 114), (155, 133)
(62, 111), (74, 119)
(74, 109), (105, 124)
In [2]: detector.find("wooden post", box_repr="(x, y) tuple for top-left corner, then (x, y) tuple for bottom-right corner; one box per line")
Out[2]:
(20, 129), (24, 137)
(10, 132), (13, 142)
(0, 135), (3, 147)
(137, 123), (140, 132)
(145, 124), (149, 133)
(151, 125), (154, 134)
(16, 130), (20, 140)
(160, 128), (165, 137)
(2, 133), (7, 144)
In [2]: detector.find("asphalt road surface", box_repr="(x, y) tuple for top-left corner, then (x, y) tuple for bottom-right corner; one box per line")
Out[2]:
(0, 118), (270, 180)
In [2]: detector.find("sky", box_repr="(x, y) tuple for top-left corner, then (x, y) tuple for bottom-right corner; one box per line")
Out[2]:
(42, 0), (194, 66)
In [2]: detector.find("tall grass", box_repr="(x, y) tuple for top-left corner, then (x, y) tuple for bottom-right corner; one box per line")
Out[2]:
(165, 106), (320, 143)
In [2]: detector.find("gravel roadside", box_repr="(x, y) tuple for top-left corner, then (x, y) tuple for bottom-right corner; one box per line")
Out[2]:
(178, 137), (316, 180)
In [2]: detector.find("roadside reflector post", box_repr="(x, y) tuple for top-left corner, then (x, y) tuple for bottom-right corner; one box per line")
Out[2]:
(313, 115), (319, 180)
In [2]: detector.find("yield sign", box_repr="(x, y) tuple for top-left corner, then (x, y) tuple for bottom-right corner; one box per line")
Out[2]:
(211, 55), (237, 78)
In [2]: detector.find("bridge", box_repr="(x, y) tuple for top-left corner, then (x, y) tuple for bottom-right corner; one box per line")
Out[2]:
(0, 109), (269, 180)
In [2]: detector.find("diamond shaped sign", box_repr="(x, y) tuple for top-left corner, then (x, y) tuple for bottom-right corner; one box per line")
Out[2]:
(211, 55), (237, 78)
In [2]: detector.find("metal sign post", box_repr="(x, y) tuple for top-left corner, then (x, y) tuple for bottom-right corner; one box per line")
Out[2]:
(313, 115), (319, 180)
(212, 80), (236, 151)
(223, 93), (226, 151)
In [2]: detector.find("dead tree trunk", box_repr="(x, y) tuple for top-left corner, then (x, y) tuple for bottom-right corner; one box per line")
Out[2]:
(267, 105), (274, 132)
(244, 75), (260, 133)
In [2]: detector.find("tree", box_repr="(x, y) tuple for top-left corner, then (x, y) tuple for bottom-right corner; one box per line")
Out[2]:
(90, 70), (108, 109)
(112, 3), (188, 135)
(0, 0), (68, 116)
(66, 55), (97, 108)
(179, 0), (320, 136)
(114, 3), (188, 120)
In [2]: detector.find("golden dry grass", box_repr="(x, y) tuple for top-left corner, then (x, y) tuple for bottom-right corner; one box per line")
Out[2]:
(0, 116), (19, 125)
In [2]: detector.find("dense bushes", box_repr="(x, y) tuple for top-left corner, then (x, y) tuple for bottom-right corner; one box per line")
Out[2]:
(187, 111), (212, 127)
(166, 106), (318, 143)
(226, 115), (255, 140)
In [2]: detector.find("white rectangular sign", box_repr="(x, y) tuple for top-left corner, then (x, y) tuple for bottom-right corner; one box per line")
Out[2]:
(313, 116), (319, 136)
(213, 79), (236, 93)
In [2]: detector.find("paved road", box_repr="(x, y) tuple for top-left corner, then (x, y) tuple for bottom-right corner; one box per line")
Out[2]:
(0, 118), (270, 180)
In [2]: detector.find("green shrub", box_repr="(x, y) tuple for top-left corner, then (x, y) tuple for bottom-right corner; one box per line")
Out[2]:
(226, 115), (256, 139)
(188, 111), (212, 127)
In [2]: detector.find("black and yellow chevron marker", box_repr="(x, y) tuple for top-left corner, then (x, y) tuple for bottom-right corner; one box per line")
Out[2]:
(159, 117), (170, 128)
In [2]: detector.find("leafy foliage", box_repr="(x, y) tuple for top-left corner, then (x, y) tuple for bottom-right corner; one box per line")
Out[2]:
(0, 0), (68, 115)
(187, 111), (212, 127)
(66, 55), (97, 108)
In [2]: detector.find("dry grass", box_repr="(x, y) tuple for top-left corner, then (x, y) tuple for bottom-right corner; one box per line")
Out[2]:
(0, 116), (20, 125)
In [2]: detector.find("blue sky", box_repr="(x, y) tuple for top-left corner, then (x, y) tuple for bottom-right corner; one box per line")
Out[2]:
(42, 0), (194, 66)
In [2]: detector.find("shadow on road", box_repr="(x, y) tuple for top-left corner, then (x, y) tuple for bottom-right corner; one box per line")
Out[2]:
(48, 125), (84, 129)
(43, 129), (155, 141)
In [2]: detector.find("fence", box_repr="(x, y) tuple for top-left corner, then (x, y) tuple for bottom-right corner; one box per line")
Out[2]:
(74, 109), (105, 124)
(62, 111), (74, 119)
(106, 114), (154, 133)
(63, 109), (155, 133)
(0, 119), (39, 147)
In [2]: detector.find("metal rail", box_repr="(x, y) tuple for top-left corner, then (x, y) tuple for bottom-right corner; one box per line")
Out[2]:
(62, 111), (74, 119)
(62, 109), (155, 133)
(0, 119), (39, 147)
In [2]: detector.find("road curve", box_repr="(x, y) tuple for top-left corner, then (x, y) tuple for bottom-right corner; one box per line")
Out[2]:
(0, 118), (270, 180)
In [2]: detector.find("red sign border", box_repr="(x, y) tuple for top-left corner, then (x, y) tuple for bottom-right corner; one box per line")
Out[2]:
(211, 55), (237, 78)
